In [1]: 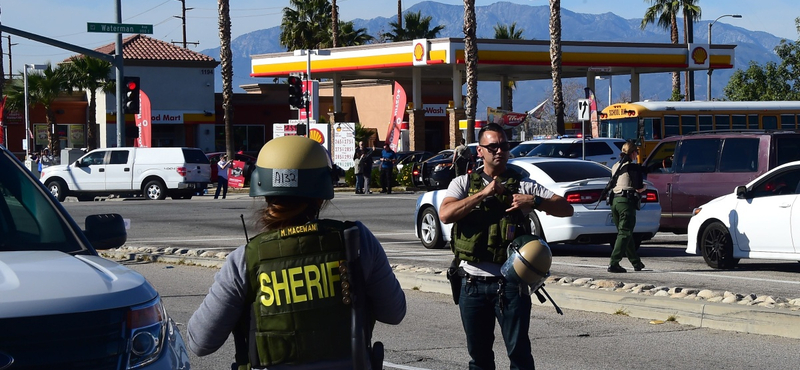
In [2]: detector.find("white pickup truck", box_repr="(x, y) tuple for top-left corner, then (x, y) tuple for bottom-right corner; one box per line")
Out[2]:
(40, 147), (211, 201)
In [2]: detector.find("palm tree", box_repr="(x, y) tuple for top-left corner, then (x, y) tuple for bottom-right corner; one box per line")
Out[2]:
(332, 0), (339, 47)
(4, 63), (69, 153)
(463, 0), (477, 144)
(280, 0), (333, 51)
(62, 56), (113, 150)
(680, 0), (702, 101)
(549, 0), (565, 134)
(219, 0), (234, 158)
(494, 22), (525, 111)
(397, 0), (403, 29)
(641, 0), (684, 100)
(338, 21), (375, 46)
(383, 11), (445, 42)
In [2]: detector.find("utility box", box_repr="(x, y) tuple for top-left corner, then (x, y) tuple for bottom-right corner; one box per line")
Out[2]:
(61, 148), (86, 165)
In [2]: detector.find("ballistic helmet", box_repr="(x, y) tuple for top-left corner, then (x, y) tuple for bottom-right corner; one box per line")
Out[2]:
(500, 234), (552, 292)
(249, 136), (334, 199)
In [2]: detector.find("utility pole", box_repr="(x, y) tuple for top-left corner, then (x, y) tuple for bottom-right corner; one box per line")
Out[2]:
(4, 35), (18, 79)
(173, 0), (197, 49)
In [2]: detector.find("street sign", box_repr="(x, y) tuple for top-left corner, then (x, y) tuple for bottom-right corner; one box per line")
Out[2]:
(87, 23), (153, 34)
(577, 99), (591, 121)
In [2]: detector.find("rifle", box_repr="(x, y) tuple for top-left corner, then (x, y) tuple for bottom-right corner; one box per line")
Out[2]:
(595, 162), (627, 210)
(239, 214), (250, 243)
(343, 225), (383, 370)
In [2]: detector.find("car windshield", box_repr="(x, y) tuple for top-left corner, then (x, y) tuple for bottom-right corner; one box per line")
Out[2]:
(534, 161), (611, 182)
(0, 149), (84, 253)
(510, 143), (539, 157)
(526, 143), (580, 158)
(425, 151), (453, 162)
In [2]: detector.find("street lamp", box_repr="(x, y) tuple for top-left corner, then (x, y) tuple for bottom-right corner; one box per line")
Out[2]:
(23, 63), (47, 158)
(293, 49), (331, 136)
(708, 14), (742, 100)
(595, 75), (612, 107)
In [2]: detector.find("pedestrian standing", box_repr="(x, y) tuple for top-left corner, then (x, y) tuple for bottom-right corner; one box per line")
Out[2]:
(38, 148), (55, 172)
(379, 143), (396, 194)
(608, 141), (647, 273)
(438, 123), (574, 370)
(214, 154), (232, 199)
(453, 138), (470, 176)
(187, 136), (406, 369)
(359, 147), (373, 194)
(353, 143), (365, 194)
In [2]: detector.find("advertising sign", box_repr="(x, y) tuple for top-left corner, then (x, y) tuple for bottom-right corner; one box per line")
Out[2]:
(385, 82), (406, 151)
(228, 160), (245, 189)
(134, 90), (152, 147)
(487, 107), (527, 128)
(333, 122), (356, 170)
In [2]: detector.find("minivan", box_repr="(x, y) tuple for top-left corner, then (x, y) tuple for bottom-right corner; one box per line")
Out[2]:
(642, 130), (800, 233)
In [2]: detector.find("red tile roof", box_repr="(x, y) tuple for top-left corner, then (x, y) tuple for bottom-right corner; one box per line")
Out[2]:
(94, 35), (217, 63)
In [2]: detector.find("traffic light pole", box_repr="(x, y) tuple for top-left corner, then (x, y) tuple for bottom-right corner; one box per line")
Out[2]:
(115, 0), (125, 147)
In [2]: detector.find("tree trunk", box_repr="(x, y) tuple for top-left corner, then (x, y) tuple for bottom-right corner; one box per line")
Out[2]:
(549, 0), (564, 135)
(46, 108), (59, 154)
(670, 12), (681, 99)
(463, 0), (477, 144)
(397, 0), (403, 29)
(87, 89), (98, 150)
(332, 0), (339, 48)
(219, 0), (234, 158)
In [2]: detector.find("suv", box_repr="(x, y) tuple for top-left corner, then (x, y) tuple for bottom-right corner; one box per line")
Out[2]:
(524, 137), (625, 167)
(0, 145), (190, 369)
(642, 130), (800, 233)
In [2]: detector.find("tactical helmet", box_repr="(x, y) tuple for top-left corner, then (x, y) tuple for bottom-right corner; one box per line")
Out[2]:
(500, 234), (552, 292)
(249, 136), (334, 199)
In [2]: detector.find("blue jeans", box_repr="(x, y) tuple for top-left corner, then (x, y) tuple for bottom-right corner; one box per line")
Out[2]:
(459, 277), (535, 370)
(355, 172), (364, 192)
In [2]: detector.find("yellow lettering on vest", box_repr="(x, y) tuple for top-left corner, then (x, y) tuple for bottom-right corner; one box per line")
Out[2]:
(326, 261), (341, 295)
(271, 269), (292, 306)
(279, 223), (319, 238)
(288, 266), (307, 303)
(304, 264), (325, 300)
(259, 272), (274, 306)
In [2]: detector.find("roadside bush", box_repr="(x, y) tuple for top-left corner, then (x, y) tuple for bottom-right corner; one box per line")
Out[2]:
(345, 167), (356, 186)
(397, 164), (413, 187)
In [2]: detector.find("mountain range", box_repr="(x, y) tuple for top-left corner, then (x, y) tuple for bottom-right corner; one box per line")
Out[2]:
(200, 1), (790, 118)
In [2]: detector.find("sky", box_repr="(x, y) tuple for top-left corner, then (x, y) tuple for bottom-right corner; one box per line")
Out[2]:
(2, 0), (799, 75)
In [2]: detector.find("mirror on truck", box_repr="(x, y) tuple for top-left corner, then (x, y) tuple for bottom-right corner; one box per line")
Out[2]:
(84, 214), (127, 250)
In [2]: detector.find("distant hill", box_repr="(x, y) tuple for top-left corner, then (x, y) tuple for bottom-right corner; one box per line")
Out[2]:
(200, 1), (788, 117)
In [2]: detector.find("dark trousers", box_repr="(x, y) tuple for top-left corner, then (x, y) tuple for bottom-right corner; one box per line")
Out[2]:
(610, 196), (641, 266)
(214, 177), (228, 199)
(459, 277), (535, 370)
(355, 172), (364, 193)
(380, 167), (393, 193)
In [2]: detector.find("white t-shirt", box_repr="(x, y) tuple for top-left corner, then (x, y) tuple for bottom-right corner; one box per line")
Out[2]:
(444, 172), (555, 277)
(218, 160), (231, 180)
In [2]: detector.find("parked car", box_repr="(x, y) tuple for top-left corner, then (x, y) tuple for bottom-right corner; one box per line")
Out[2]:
(206, 151), (257, 183)
(525, 137), (625, 167)
(40, 147), (211, 201)
(642, 130), (800, 234)
(395, 150), (434, 172)
(413, 157), (661, 249)
(411, 150), (454, 190)
(687, 160), (800, 269)
(0, 145), (191, 369)
(509, 139), (546, 158)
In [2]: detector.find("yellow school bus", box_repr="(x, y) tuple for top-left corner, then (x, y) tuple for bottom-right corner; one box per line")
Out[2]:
(599, 101), (800, 156)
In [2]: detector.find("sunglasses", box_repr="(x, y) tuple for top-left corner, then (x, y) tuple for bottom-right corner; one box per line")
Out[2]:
(479, 142), (510, 153)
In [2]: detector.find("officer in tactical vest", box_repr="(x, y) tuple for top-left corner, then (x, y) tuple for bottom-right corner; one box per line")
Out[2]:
(607, 141), (647, 273)
(439, 123), (574, 370)
(187, 136), (406, 369)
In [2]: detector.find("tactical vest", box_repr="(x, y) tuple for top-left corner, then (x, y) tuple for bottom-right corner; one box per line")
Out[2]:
(451, 170), (528, 264)
(242, 219), (353, 367)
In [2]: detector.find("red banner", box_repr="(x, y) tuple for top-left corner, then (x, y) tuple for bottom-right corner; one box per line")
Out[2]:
(385, 81), (406, 151)
(228, 160), (245, 188)
(584, 88), (599, 138)
(135, 90), (152, 148)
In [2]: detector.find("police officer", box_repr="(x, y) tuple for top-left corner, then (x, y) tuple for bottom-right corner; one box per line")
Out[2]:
(607, 140), (647, 273)
(187, 136), (406, 369)
(438, 123), (573, 370)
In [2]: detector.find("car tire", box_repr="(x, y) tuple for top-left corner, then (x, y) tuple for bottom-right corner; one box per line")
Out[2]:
(700, 222), (739, 269)
(419, 207), (445, 249)
(143, 180), (167, 200)
(528, 212), (547, 242)
(46, 180), (68, 202)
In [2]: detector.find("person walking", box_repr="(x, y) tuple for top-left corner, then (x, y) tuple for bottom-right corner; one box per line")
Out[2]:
(359, 146), (374, 194)
(187, 136), (406, 369)
(379, 143), (396, 194)
(438, 123), (574, 370)
(214, 154), (232, 199)
(608, 141), (647, 273)
(452, 138), (470, 176)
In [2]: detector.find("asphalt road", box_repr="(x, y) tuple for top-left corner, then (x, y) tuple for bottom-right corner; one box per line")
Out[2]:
(61, 191), (800, 301)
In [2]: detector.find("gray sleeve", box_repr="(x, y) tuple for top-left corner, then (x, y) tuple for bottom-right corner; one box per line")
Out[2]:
(356, 221), (407, 325)
(444, 174), (470, 200)
(187, 246), (248, 356)
(519, 178), (556, 199)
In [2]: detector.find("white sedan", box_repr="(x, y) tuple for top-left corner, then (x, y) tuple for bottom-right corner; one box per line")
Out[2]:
(687, 160), (800, 269)
(413, 157), (661, 249)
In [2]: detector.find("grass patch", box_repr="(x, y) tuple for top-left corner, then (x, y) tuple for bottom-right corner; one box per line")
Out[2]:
(613, 307), (629, 316)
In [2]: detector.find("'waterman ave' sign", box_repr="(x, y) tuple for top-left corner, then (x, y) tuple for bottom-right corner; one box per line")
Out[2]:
(87, 23), (153, 34)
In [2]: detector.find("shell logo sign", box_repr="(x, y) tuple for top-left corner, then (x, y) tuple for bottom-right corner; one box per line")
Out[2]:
(308, 128), (325, 144)
(687, 44), (710, 69)
(412, 39), (428, 66)
(414, 43), (425, 61)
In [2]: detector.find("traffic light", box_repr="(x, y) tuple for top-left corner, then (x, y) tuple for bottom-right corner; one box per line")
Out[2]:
(123, 76), (141, 114)
(287, 75), (305, 109)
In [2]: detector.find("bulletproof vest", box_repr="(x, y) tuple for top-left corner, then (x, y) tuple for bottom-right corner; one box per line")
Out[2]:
(243, 219), (352, 367)
(611, 161), (633, 193)
(451, 170), (528, 264)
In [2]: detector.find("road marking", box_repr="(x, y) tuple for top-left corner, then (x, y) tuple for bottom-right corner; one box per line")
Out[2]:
(384, 361), (432, 370)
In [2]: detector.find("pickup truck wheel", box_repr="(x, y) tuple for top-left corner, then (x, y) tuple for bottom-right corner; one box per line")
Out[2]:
(46, 180), (68, 202)
(143, 180), (167, 200)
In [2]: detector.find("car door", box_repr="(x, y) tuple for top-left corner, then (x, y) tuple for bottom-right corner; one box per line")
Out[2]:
(104, 150), (132, 190)
(71, 151), (107, 191)
(642, 141), (677, 230)
(584, 142), (616, 166)
(734, 167), (800, 254)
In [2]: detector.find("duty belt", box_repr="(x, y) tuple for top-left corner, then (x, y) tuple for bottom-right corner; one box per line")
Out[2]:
(458, 268), (504, 283)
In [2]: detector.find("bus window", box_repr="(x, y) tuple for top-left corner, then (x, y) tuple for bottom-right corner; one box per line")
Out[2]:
(780, 114), (795, 129)
(681, 115), (697, 134)
(748, 114), (759, 129)
(645, 118), (662, 139)
(762, 116), (778, 130)
(732, 115), (747, 130)
(699, 115), (713, 131)
(715, 115), (730, 130)
(664, 115), (680, 137)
